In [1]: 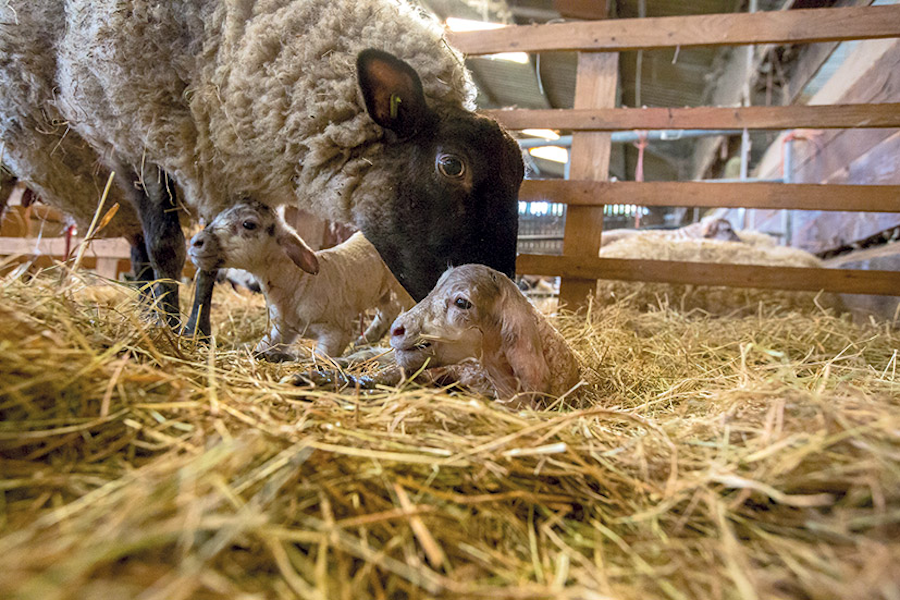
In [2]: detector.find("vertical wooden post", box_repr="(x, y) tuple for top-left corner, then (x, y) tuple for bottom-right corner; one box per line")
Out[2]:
(558, 51), (618, 308)
(95, 257), (120, 280)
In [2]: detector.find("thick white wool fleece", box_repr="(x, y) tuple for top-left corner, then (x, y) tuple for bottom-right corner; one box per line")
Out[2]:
(35, 0), (472, 224)
(0, 2), (140, 238)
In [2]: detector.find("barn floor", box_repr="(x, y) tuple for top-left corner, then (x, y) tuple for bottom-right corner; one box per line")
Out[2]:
(0, 266), (898, 599)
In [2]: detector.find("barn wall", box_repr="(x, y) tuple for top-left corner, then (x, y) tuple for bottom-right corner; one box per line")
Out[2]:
(725, 38), (900, 254)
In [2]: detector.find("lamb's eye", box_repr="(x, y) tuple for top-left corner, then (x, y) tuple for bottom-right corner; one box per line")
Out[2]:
(454, 297), (472, 310)
(437, 154), (465, 178)
(242, 221), (257, 231)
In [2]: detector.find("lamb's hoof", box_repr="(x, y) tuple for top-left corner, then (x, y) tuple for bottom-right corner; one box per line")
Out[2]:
(256, 348), (298, 363)
(288, 369), (350, 389)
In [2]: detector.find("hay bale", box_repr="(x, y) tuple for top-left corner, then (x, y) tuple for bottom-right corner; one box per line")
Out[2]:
(0, 267), (898, 599)
(598, 235), (843, 315)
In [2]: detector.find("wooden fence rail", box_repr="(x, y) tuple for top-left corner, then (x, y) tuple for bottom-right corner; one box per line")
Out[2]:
(448, 5), (900, 54)
(521, 181), (900, 213)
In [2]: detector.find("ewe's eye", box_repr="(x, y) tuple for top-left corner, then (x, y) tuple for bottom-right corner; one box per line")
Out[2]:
(437, 154), (466, 179)
(242, 221), (258, 231)
(454, 297), (473, 310)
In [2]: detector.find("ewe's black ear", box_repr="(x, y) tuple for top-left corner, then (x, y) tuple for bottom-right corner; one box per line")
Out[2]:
(357, 49), (429, 138)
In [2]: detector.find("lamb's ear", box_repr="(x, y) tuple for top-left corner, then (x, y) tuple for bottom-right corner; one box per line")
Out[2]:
(277, 230), (319, 275)
(357, 49), (428, 138)
(498, 288), (551, 394)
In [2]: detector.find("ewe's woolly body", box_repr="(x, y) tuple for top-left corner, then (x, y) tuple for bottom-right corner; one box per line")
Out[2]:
(0, 2), (139, 238)
(2, 0), (472, 229)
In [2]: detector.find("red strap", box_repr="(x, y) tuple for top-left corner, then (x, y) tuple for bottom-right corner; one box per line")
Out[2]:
(633, 131), (648, 227)
(64, 224), (76, 260)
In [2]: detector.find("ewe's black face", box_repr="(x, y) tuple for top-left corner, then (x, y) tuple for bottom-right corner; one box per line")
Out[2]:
(356, 49), (524, 301)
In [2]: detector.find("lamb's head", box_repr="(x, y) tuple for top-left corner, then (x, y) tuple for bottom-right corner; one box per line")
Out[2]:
(389, 265), (499, 372)
(390, 264), (550, 396)
(703, 218), (741, 242)
(188, 200), (319, 275)
(353, 49), (524, 302)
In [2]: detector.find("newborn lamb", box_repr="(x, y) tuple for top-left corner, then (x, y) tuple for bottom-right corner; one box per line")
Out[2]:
(389, 264), (582, 406)
(189, 201), (411, 360)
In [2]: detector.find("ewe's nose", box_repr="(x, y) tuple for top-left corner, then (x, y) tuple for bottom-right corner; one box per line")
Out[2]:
(391, 325), (405, 338)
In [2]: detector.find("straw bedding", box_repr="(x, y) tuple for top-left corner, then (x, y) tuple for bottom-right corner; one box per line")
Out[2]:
(1, 265), (898, 599)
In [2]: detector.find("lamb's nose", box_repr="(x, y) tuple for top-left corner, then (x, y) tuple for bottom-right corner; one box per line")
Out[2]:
(192, 237), (205, 249)
(391, 325), (405, 338)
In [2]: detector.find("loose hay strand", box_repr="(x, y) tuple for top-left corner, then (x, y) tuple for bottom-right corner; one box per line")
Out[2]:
(71, 171), (115, 273)
(0, 268), (898, 599)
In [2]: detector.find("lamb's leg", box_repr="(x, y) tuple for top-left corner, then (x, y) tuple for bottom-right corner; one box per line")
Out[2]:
(356, 292), (401, 346)
(314, 329), (353, 359)
(255, 322), (300, 362)
(120, 164), (185, 329)
(183, 269), (217, 338)
(290, 364), (403, 390)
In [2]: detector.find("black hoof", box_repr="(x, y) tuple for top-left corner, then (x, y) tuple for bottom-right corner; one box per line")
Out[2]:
(181, 317), (211, 340)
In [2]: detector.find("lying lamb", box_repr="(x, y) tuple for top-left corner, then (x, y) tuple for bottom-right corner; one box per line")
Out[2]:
(189, 201), (412, 360)
(389, 265), (582, 407)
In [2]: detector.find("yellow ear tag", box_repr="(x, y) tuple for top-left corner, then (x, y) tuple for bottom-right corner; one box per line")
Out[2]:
(390, 94), (402, 119)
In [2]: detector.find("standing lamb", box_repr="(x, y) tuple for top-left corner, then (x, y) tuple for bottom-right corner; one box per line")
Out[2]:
(388, 264), (582, 407)
(0, 0), (524, 335)
(190, 200), (414, 360)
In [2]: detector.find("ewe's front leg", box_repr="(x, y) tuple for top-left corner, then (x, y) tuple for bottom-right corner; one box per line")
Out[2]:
(120, 164), (185, 329)
(127, 232), (154, 303)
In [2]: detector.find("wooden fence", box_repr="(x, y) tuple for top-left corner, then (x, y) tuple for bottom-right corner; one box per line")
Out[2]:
(2, 6), (898, 299)
(449, 4), (900, 307)
(0, 185), (132, 280)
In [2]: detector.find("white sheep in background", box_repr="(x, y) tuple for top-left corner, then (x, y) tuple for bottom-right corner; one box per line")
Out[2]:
(189, 201), (413, 360)
(596, 229), (843, 315)
(388, 265), (582, 408)
(0, 0), (524, 337)
(600, 217), (742, 248)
